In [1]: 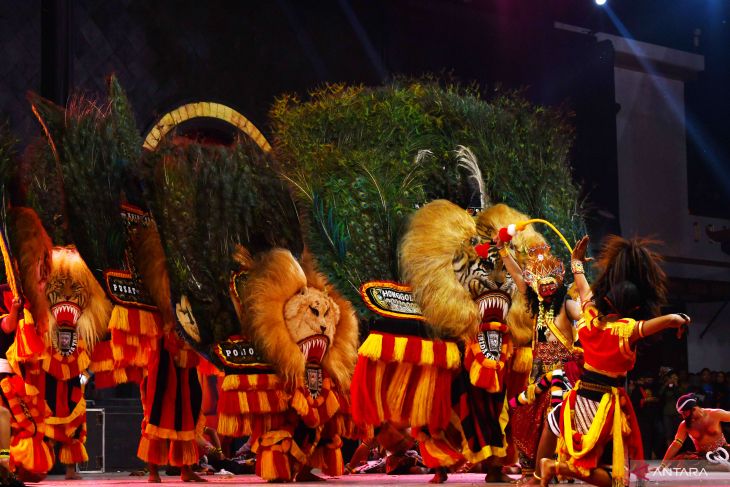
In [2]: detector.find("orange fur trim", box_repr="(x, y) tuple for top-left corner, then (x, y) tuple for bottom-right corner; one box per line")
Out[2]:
(59, 440), (88, 465)
(137, 435), (168, 465)
(11, 435), (54, 474)
(418, 433), (464, 468)
(144, 423), (196, 442)
(358, 332), (461, 369)
(309, 436), (344, 476)
(7, 207), (52, 335)
(169, 439), (199, 467)
(255, 435), (294, 482)
(399, 200), (480, 339)
(221, 373), (282, 391)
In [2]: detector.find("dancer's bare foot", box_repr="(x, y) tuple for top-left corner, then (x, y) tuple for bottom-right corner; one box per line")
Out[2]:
(538, 459), (554, 487)
(64, 465), (81, 480)
(295, 468), (325, 482)
(485, 467), (514, 483)
(513, 473), (540, 485)
(181, 465), (207, 482)
(147, 463), (161, 483)
(15, 467), (45, 483)
(429, 467), (448, 483)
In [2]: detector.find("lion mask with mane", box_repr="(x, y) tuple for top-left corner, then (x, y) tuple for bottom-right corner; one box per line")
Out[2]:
(235, 247), (358, 390)
(45, 246), (112, 353)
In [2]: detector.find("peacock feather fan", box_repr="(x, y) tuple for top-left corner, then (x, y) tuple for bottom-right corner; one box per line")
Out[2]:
(271, 80), (586, 317)
(26, 75), (138, 279)
(138, 135), (301, 346)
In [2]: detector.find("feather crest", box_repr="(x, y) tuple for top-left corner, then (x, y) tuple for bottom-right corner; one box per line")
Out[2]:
(455, 145), (488, 210)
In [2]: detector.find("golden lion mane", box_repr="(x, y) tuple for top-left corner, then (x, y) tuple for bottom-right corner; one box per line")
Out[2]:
(48, 246), (112, 350)
(399, 199), (480, 339)
(241, 249), (309, 384)
(240, 248), (358, 390)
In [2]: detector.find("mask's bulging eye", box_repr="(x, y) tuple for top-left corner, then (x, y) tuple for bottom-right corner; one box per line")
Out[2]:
(309, 306), (319, 317)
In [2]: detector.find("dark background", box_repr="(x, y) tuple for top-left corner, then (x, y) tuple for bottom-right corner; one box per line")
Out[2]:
(2, 0), (729, 406)
(2, 0), (728, 224)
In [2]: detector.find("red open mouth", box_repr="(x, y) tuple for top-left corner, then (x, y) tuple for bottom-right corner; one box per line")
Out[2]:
(297, 335), (330, 364)
(475, 291), (511, 326)
(51, 302), (81, 327)
(539, 283), (558, 297)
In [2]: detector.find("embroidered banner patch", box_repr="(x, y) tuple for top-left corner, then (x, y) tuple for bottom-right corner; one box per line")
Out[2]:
(214, 337), (269, 370)
(103, 204), (157, 309)
(360, 281), (424, 321)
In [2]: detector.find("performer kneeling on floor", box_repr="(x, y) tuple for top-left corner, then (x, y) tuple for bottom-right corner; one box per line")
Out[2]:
(539, 235), (692, 487)
(659, 393), (730, 471)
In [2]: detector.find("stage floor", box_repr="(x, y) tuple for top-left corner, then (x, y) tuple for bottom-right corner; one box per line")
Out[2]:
(36, 473), (504, 486)
(34, 471), (730, 486)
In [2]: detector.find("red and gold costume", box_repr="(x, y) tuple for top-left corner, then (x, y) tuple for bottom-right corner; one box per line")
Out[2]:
(136, 331), (201, 468)
(553, 302), (643, 486)
(509, 248), (583, 470)
(352, 313), (465, 469)
(21, 246), (113, 468)
(218, 348), (350, 481)
(126, 218), (201, 470)
(0, 285), (53, 476)
(352, 201), (524, 478)
(215, 248), (358, 482)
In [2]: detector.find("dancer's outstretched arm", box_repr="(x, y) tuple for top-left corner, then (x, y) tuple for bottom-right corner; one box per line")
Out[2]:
(659, 422), (688, 468)
(495, 235), (526, 294)
(569, 235), (592, 305)
(629, 313), (690, 345)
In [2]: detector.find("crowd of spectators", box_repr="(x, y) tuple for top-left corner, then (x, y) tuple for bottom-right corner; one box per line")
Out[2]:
(629, 368), (730, 459)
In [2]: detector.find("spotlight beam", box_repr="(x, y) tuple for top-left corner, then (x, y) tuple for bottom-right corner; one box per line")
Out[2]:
(603, 5), (730, 195)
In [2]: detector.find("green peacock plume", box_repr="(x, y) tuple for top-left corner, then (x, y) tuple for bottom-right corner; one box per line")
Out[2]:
(271, 80), (586, 317)
(138, 135), (301, 346)
(26, 75), (137, 278)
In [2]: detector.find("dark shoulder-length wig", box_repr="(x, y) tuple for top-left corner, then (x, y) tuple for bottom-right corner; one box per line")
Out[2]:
(591, 235), (667, 320)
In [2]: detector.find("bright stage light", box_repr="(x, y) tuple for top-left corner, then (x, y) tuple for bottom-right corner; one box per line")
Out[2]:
(595, 0), (607, 5)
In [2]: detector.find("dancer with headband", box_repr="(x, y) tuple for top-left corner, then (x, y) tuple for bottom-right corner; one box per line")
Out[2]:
(659, 393), (730, 471)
